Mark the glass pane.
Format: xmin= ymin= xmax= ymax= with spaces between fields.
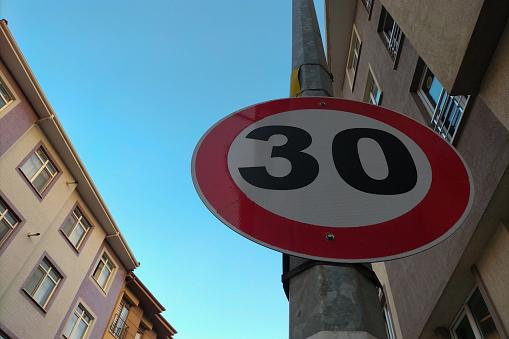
xmin=21 ymin=153 xmax=43 ymax=180
xmin=0 ymin=220 xmax=11 ymax=241
xmin=468 ymin=289 xmax=500 ymax=339
xmin=62 ymin=215 xmax=77 ymax=236
xmin=40 ymin=259 xmax=50 ymax=271
xmin=0 ymin=200 xmax=6 ymax=213
xmin=428 ymin=77 xmax=443 ymax=108
xmin=93 ymin=261 xmax=105 ymax=281
xmin=49 ymin=268 xmax=60 ymax=282
xmin=97 ymin=269 xmax=111 ymax=288
xmin=33 ymin=169 xmax=51 ymax=192
xmin=5 ymin=211 xmax=17 ymax=226
xmin=36 ymin=148 xmax=48 ymax=162
xmin=73 ymin=319 xmax=88 ymax=339
xmin=455 ymin=315 xmax=476 ymax=339
xmin=69 ymin=225 xmax=86 ymax=247
xmin=0 ymin=82 xmax=12 ymax=102
xmin=64 ymin=313 xmax=79 ymax=337
xmin=46 ymin=161 xmax=56 ymax=176
xmin=25 ymin=268 xmax=43 ymax=295
xmin=33 ymin=276 xmax=56 ymax=306
xmin=74 ymin=208 xmax=82 ymax=218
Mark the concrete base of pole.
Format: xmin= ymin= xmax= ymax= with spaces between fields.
xmin=289 ymin=257 xmax=387 ymax=339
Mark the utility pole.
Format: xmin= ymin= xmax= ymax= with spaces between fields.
xmin=285 ymin=1 xmax=388 ymax=338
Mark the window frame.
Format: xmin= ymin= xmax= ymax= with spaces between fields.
xmin=92 ymin=252 xmax=116 ymax=291
xmin=110 ymin=298 xmax=130 ymax=339
xmin=22 ymin=255 xmax=64 ymax=311
xmin=60 ymin=204 xmax=93 ymax=252
xmin=363 ymin=64 xmax=382 ymax=105
xmin=360 ymin=0 xmax=373 ymax=19
xmin=417 ymin=65 xmax=469 ymax=143
xmin=17 ymin=143 xmax=62 ymax=200
xmin=345 ymin=24 xmax=362 ymax=90
xmin=450 ymin=286 xmax=501 ymax=339
xmin=378 ymin=7 xmax=404 ymax=68
xmin=0 ymin=74 xmax=15 ymax=113
xmin=0 ymin=194 xmax=24 ymax=252
xmin=63 ymin=303 xmax=94 ymax=339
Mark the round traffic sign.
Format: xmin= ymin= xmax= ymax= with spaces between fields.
xmin=191 ymin=97 xmax=473 ymax=262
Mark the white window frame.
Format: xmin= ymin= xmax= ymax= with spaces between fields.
xmin=92 ymin=252 xmax=116 ymax=290
xmin=24 ymin=258 xmax=62 ymax=309
xmin=63 ymin=304 xmax=93 ymax=339
xmin=417 ymin=65 xmax=469 ymax=143
xmin=20 ymin=147 xmax=58 ymax=194
xmin=364 ymin=64 xmax=382 ymax=105
xmin=379 ymin=8 xmax=403 ymax=66
xmin=61 ymin=207 xmax=90 ymax=250
xmin=0 ymin=76 xmax=14 ymax=111
xmin=346 ymin=25 xmax=362 ymax=90
xmin=0 ymin=198 xmax=20 ymax=248
xmin=450 ymin=287 xmax=501 ymax=339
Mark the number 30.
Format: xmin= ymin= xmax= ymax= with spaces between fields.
xmin=238 ymin=125 xmax=417 ymax=195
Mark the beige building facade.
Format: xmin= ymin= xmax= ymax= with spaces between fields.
xmin=324 ymin=0 xmax=509 ymax=338
xmin=0 ymin=20 xmax=176 ymax=339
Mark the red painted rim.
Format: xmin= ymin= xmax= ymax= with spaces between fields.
xmin=192 ymin=97 xmax=473 ymax=262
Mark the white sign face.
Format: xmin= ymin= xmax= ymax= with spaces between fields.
xmin=228 ymin=109 xmax=432 ymax=227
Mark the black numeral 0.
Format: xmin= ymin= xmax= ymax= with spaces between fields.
xmin=332 ymin=128 xmax=417 ymax=195
xmin=238 ymin=126 xmax=319 ymax=190
xmin=238 ymin=126 xmax=417 ymax=195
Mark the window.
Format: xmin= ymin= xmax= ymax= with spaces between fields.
xmin=64 ymin=304 xmax=93 ymax=339
xmin=417 ymin=65 xmax=469 ymax=143
xmin=20 ymin=147 xmax=58 ymax=194
xmin=62 ymin=207 xmax=90 ymax=249
xmin=361 ymin=0 xmax=373 ymax=17
xmin=379 ymin=8 xmax=403 ymax=62
xmin=451 ymin=287 xmax=500 ymax=339
xmin=135 ymin=326 xmax=145 ymax=339
xmin=346 ymin=25 xmax=362 ymax=89
xmin=0 ymin=198 xmax=19 ymax=248
xmin=0 ymin=77 xmax=13 ymax=110
xmin=92 ymin=253 xmax=115 ymax=289
xmin=110 ymin=299 xmax=130 ymax=339
xmin=24 ymin=258 xmax=62 ymax=308
xmin=383 ymin=302 xmax=396 ymax=339
xmin=364 ymin=65 xmax=382 ymax=105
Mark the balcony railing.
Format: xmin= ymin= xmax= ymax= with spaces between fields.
xmin=431 ymin=89 xmax=470 ymax=143
xmin=109 ymin=313 xmax=129 ymax=339
xmin=386 ymin=22 xmax=402 ymax=60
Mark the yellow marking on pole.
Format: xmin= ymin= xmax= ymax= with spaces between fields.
xmin=290 ymin=67 xmax=301 ymax=97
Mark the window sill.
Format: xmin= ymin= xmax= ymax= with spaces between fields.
xmin=22 ymin=288 xmax=48 ymax=313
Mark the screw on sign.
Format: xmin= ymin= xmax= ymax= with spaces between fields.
xmin=191 ymin=97 xmax=473 ymax=262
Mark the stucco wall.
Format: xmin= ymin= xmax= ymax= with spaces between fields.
xmin=477 ymin=223 xmax=509 ymax=333
xmin=0 ymin=114 xmax=125 ymax=338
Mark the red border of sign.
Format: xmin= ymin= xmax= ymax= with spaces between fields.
xmin=192 ymin=97 xmax=473 ymax=262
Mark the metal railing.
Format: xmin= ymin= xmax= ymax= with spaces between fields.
xmin=109 ymin=313 xmax=130 ymax=339
xmin=387 ymin=22 xmax=402 ymax=59
xmin=431 ymin=88 xmax=469 ymax=143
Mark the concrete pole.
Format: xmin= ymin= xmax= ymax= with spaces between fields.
xmin=286 ymin=1 xmax=388 ymax=338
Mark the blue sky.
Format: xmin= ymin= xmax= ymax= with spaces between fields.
xmin=1 ymin=1 xmax=325 ymax=338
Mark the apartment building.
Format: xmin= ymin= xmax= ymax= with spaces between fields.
xmin=104 ymin=273 xmax=177 ymax=339
xmin=0 ymin=20 xmax=176 ymax=339
xmin=324 ymin=1 xmax=509 ymax=338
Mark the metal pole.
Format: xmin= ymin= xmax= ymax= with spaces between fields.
xmin=286 ymin=1 xmax=388 ymax=338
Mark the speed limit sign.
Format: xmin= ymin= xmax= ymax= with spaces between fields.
xmin=191 ymin=97 xmax=473 ymax=262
